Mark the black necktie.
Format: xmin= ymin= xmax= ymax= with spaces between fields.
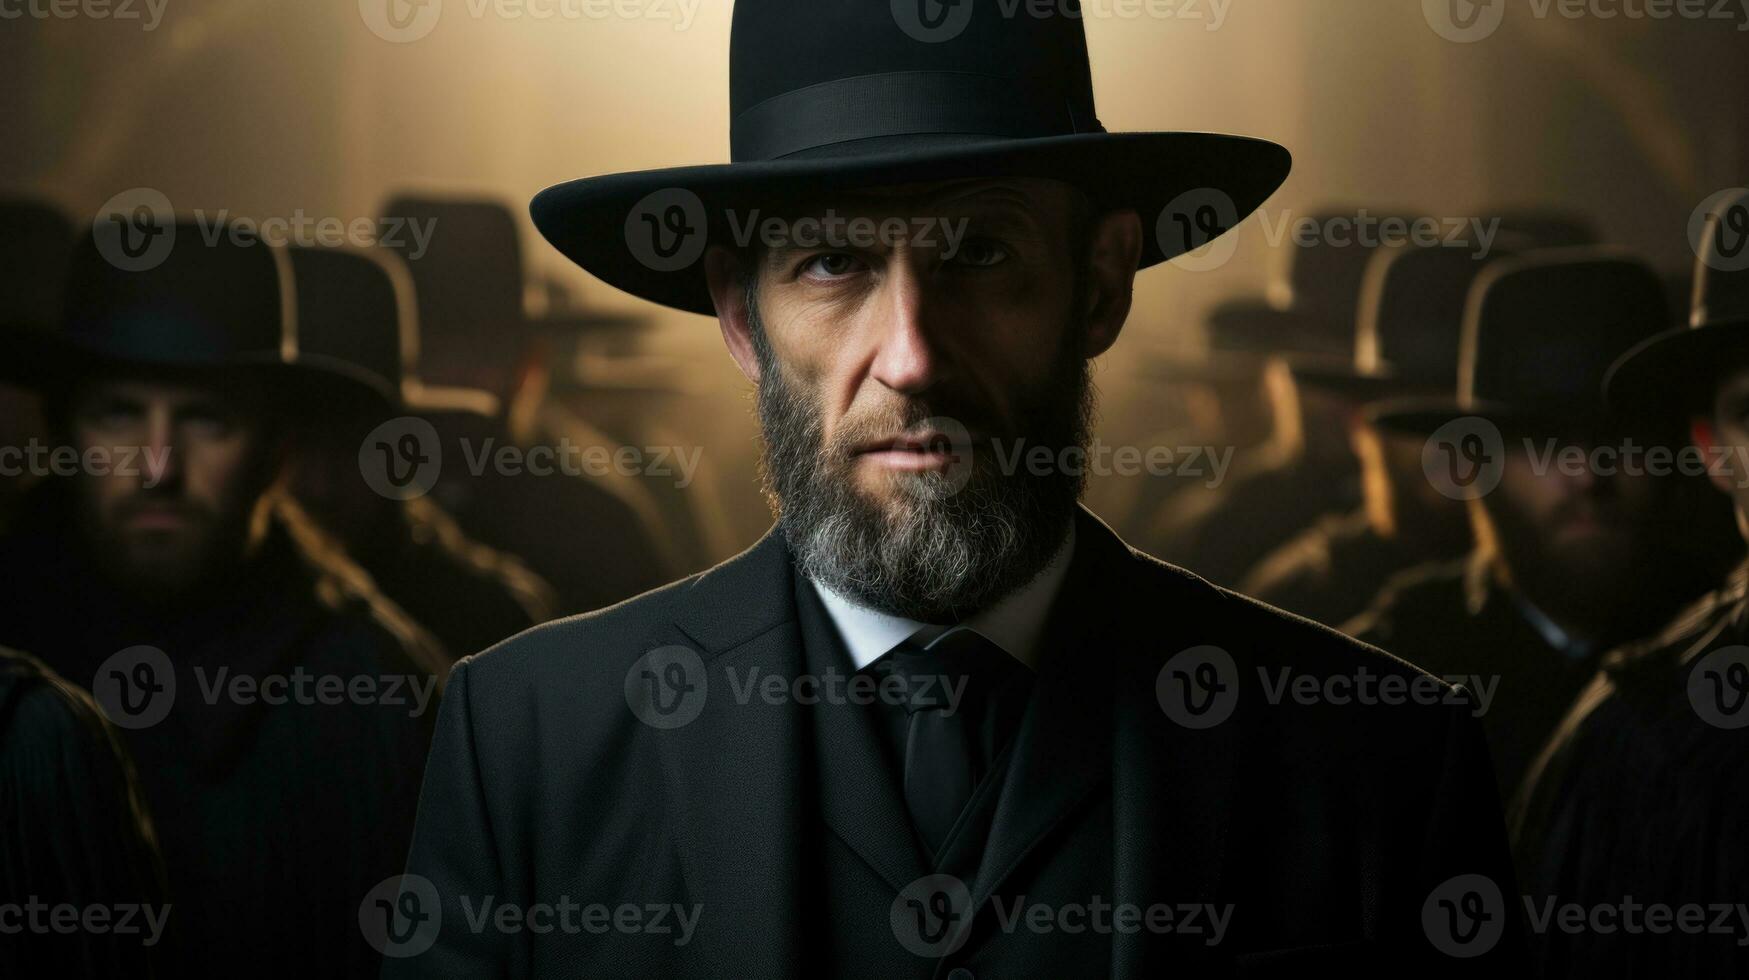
xmin=867 ymin=628 xmax=1033 ymax=857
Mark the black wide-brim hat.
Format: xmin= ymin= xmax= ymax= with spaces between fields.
xmin=1371 ymin=247 xmax=1673 ymax=438
xmin=1606 ymin=189 xmax=1749 ymax=421
xmin=2 ymin=217 xmax=392 ymax=418
xmin=530 ymin=0 xmax=1290 ymax=317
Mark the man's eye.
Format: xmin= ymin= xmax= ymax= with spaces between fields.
xmin=953 ymin=238 xmax=1009 ymax=267
xmin=182 ymin=412 xmax=236 ymax=438
xmin=801 ymin=253 xmax=862 ymax=278
xmin=85 ymin=406 xmax=138 ymax=430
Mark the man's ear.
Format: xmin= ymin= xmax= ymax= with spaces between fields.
xmin=1691 ymin=415 xmax=1736 ymax=494
xmin=1080 ymin=209 xmax=1144 ymax=359
xmin=704 ymin=244 xmax=761 ymax=384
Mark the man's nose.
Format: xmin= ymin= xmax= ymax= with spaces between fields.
xmin=143 ymin=408 xmax=181 ymax=488
xmin=867 ymin=263 xmax=949 ymax=396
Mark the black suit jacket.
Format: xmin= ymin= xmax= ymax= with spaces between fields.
xmin=385 ymin=508 xmax=1526 ymax=977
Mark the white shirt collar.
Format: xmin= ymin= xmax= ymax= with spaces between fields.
xmin=809 ymin=524 xmax=1077 ymax=671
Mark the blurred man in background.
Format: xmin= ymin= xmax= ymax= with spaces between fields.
xmin=1513 ymin=189 xmax=1749 ymax=979
xmin=378 ymin=196 xmax=677 ymax=609
xmin=0 ymin=221 xmax=440 ymax=977
xmin=279 ymin=244 xmax=557 ymax=659
xmin=1348 ymin=249 xmax=1740 ymax=798
xmin=1241 ymin=241 xmax=1510 ymax=625
xmin=0 ymin=198 xmax=74 ymax=530
xmin=1143 ymin=210 xmax=1412 ymax=587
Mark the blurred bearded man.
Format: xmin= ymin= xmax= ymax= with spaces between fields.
xmin=0 ymin=220 xmax=440 ymax=978
xmin=388 ymin=2 xmax=1526 ymax=975
xmin=1348 ymin=249 xmax=1739 ymax=800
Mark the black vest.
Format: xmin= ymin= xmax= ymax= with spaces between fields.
xmin=792 ymin=574 xmax=1116 ymax=979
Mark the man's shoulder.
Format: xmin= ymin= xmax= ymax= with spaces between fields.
xmin=1123 ymin=541 xmax=1452 ymax=688
xmin=458 ymin=567 xmax=709 ymax=687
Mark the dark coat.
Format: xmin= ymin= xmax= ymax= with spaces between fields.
xmin=1240 ymin=508 xmax=1431 ymax=628
xmin=388 ymin=507 xmax=1526 ymax=977
xmin=1145 ymin=452 xmax=1360 ymax=590
xmin=1512 ymin=562 xmax=1749 ymax=979
xmin=0 ymin=485 xmax=438 ymax=979
xmin=423 ymin=409 xmax=674 ymax=616
xmin=1346 ymin=555 xmax=1603 ymax=803
xmin=0 ymin=647 xmax=165 ymax=978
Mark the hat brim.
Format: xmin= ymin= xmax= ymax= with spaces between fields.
xmin=0 ymin=324 xmax=396 ymax=420
xmin=531 ymin=131 xmax=1291 ymax=316
xmin=1368 ymin=398 xmax=1638 ymax=443
xmin=1606 ymin=317 xmax=1749 ymax=420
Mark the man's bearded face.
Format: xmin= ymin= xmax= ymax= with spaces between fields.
xmin=745 ymin=178 xmax=1097 ymax=622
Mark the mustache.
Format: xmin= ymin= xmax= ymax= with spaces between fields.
xmin=112 ymin=493 xmax=211 ymax=526
xmin=825 ymin=400 xmax=1002 ymax=455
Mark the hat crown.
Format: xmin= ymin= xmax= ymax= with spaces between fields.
xmin=1461 ymin=249 xmax=1667 ymax=416
xmin=287 ymin=246 xmax=410 ymax=399
xmin=0 ymin=199 xmax=74 ymax=331
xmin=1359 ymin=244 xmax=1504 ymax=386
xmin=61 ymin=218 xmax=292 ymax=367
xmin=728 ymin=0 xmax=1103 ymax=161
xmin=1693 ymin=189 xmax=1749 ymax=327
xmin=380 ymin=196 xmax=525 ymax=343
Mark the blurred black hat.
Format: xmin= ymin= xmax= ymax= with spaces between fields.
xmin=1148 ymin=207 xmax=1419 ymax=384
xmin=378 ymin=194 xmax=647 ymax=345
xmin=1607 ymin=189 xmax=1749 ymax=421
xmin=2 ymin=215 xmax=374 ymax=409
xmin=0 ymin=198 xmax=75 ymax=335
xmin=1295 ymin=242 xmax=1517 ymax=403
xmin=1376 ymin=247 xmax=1670 ymax=436
xmin=284 ymin=245 xmax=416 ymax=414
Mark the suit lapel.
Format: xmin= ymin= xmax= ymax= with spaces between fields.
xmin=1104 ymin=522 xmax=1243 ymax=978
xmin=967 ymin=508 xmax=1118 ymax=909
xmin=655 ymin=528 xmax=807 ymax=980
xmin=793 ymin=572 xmax=932 ymax=892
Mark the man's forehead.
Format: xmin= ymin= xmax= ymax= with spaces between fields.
xmin=74 ymin=372 xmax=256 ymax=407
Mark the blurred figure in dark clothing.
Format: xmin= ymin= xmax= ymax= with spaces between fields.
xmin=1244 ymin=213 xmax=1601 ymax=624
xmin=1 ymin=647 xmax=166 ymax=978
xmin=0 ymin=219 xmax=439 ymax=978
xmin=279 ymin=244 xmax=557 ymax=659
xmin=0 ymin=198 xmax=74 ymax=530
xmin=1349 ymin=249 xmax=1739 ymax=800
xmin=1513 ymin=191 xmax=1749 ymax=979
xmin=1241 ymin=242 xmax=1512 ymax=624
xmin=378 ymin=195 xmax=676 ymax=611
xmin=1144 ymin=210 xmax=1418 ymax=586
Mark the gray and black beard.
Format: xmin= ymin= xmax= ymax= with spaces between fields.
xmin=752 ymin=306 xmax=1095 ymax=624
